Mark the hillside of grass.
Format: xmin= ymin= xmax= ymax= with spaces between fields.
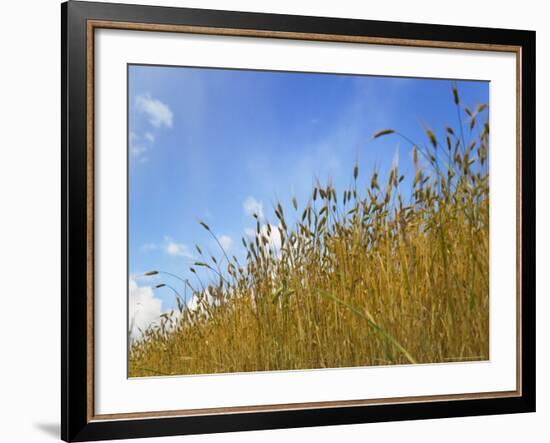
xmin=129 ymin=85 xmax=489 ymax=377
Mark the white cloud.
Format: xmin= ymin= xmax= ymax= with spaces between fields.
xmin=129 ymin=130 xmax=157 ymax=163
xmin=243 ymin=196 xmax=264 ymax=219
xmin=129 ymin=131 xmax=148 ymax=160
xmin=141 ymin=242 xmax=157 ymax=251
xmin=164 ymin=236 xmax=193 ymax=258
xmin=128 ymin=280 xmax=185 ymax=340
xmin=135 ymin=93 xmax=173 ymax=128
xmin=261 ymin=224 xmax=282 ymax=251
xmin=244 ymin=224 xmax=281 ymax=252
xmin=187 ymin=295 xmax=198 ymax=312
xmin=218 ymin=234 xmax=233 ymax=252
xmin=186 ymin=289 xmax=215 ymax=317
xmin=140 ymin=237 xmax=194 ymax=259
xmin=144 ymin=131 xmax=155 ymax=143
xmin=128 ymin=279 xmax=162 ymax=339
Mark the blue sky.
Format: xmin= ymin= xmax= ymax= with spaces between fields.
xmin=128 ymin=64 xmax=488 ymax=315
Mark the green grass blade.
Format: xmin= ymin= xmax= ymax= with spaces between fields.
xmin=319 ymin=290 xmax=417 ymax=365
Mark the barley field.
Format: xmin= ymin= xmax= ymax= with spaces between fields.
xmin=129 ymin=85 xmax=489 ymax=377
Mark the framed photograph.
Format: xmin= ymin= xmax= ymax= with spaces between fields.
xmin=62 ymin=1 xmax=536 ymax=441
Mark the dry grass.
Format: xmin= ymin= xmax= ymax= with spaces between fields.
xmin=129 ymin=85 xmax=489 ymax=377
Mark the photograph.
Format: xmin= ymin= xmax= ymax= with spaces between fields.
xmin=57 ymin=1 xmax=537 ymax=440
xmin=127 ymin=65 xmax=490 ymax=377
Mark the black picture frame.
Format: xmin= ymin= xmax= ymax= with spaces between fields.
xmin=62 ymin=1 xmax=536 ymax=441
